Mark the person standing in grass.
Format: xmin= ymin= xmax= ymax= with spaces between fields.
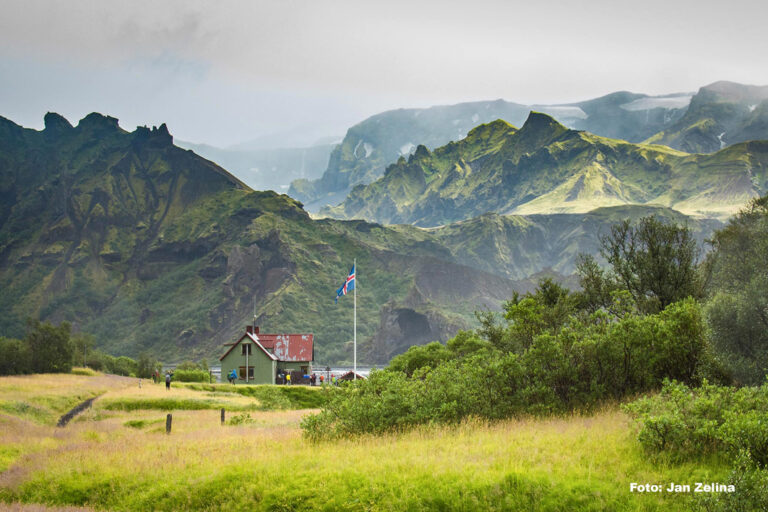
xmin=165 ymin=372 xmax=171 ymax=390
xmin=319 ymin=374 xmax=324 ymax=386
xmin=286 ymin=373 xmax=291 ymax=385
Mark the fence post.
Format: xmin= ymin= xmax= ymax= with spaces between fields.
xmin=221 ymin=408 xmax=225 ymax=425
xmin=166 ymin=413 xmax=172 ymax=434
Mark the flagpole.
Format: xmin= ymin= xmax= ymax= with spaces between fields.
xmin=353 ymin=258 xmax=357 ymax=380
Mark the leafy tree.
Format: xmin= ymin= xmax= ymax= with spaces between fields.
xmin=574 ymin=254 xmax=615 ymax=313
xmin=0 ymin=337 xmax=31 ymax=375
xmin=581 ymin=215 xmax=701 ymax=314
xmin=703 ymin=196 xmax=768 ymax=384
xmin=387 ymin=341 xmax=451 ymax=377
xmin=136 ymin=352 xmax=158 ymax=379
xmin=25 ymin=319 xmax=73 ymax=373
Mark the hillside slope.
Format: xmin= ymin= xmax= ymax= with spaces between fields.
xmin=0 ymin=113 xmax=532 ymax=364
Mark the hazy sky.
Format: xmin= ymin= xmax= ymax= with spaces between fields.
xmin=2 ymin=0 xmax=767 ymax=147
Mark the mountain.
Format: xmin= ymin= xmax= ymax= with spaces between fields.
xmin=288 ymin=92 xmax=692 ymax=210
xmin=0 ymin=112 xmax=550 ymax=364
xmin=322 ymin=113 xmax=768 ymax=226
xmin=644 ymin=81 xmax=768 ymax=153
xmin=0 ymin=112 xmax=728 ymax=365
xmin=176 ymin=139 xmax=335 ymax=193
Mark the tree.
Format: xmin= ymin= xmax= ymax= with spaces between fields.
xmin=0 ymin=337 xmax=31 ymax=375
xmin=71 ymin=332 xmax=94 ymax=367
xmin=599 ymin=215 xmax=701 ymax=314
xmin=136 ymin=352 xmax=158 ymax=379
xmin=25 ymin=319 xmax=73 ymax=373
xmin=703 ymin=196 xmax=768 ymax=384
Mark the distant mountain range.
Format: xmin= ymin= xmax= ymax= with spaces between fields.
xmin=290 ymin=81 xmax=768 ymax=211
xmin=0 ymin=111 xmax=725 ymax=364
xmin=321 ymin=112 xmax=768 ymax=226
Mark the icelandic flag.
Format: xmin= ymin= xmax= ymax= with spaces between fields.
xmin=335 ymin=264 xmax=355 ymax=303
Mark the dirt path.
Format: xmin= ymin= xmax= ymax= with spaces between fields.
xmin=55 ymin=397 xmax=98 ymax=427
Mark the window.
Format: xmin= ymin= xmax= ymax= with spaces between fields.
xmin=241 ymin=343 xmax=252 ymax=355
xmin=238 ymin=366 xmax=254 ymax=379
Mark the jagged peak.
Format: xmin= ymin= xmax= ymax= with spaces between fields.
xmin=43 ymin=112 xmax=73 ymax=132
xmin=133 ymin=123 xmax=173 ymax=146
xmin=77 ymin=112 xmax=120 ymax=131
xmin=408 ymin=144 xmax=431 ymax=164
xmin=466 ymin=119 xmax=515 ymax=138
xmin=520 ymin=111 xmax=568 ymax=133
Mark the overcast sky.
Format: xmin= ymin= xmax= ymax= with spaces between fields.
xmin=1 ymin=0 xmax=767 ymax=147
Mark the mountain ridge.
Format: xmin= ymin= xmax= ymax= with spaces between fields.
xmin=321 ymin=111 xmax=768 ymax=227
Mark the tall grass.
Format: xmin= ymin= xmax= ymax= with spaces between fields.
xmin=0 ymin=407 xmax=728 ymax=511
xmin=0 ymin=375 xmax=731 ymax=511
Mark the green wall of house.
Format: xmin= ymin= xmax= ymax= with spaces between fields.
xmin=220 ymin=341 xmax=276 ymax=385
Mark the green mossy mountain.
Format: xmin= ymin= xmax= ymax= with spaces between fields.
xmin=0 ymin=113 xmax=725 ymax=365
xmin=644 ymin=81 xmax=768 ymax=153
xmin=0 ymin=112 xmax=547 ymax=364
xmin=323 ymin=112 xmax=768 ymax=226
xmin=288 ymin=92 xmax=693 ymax=210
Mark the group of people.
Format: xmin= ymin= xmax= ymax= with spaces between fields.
xmin=151 ymin=370 xmax=174 ymax=390
xmin=309 ymin=373 xmax=339 ymax=386
xmin=222 ymin=370 xmax=343 ymax=386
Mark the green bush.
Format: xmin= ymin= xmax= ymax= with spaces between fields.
xmin=71 ymin=367 xmax=98 ymax=376
xmin=0 ymin=337 xmax=31 ymax=375
xmin=304 ymin=297 xmax=719 ymax=441
xmin=624 ymin=380 xmax=768 ymax=465
xmin=172 ymin=369 xmax=211 ymax=383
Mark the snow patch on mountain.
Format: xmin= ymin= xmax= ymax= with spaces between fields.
xmin=620 ymin=95 xmax=693 ymax=111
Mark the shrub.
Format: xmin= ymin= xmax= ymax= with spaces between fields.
xmin=173 ymin=369 xmax=211 ymax=383
xmin=71 ymin=367 xmax=98 ymax=376
xmin=624 ymin=380 xmax=768 ymax=466
xmin=304 ymin=298 xmax=717 ymax=440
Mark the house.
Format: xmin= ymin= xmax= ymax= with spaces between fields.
xmin=219 ymin=325 xmax=314 ymax=385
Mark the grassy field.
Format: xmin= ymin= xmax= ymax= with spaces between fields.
xmin=0 ymin=373 xmax=729 ymax=511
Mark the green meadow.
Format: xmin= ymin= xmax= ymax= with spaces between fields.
xmin=0 ymin=372 xmax=729 ymax=511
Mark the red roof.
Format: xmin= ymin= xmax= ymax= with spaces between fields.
xmin=257 ymin=334 xmax=314 ymax=362
xmin=220 ymin=330 xmax=313 ymax=362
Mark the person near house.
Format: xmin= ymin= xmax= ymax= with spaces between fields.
xmin=310 ymin=373 xmax=317 ymax=386
xmin=319 ymin=374 xmax=324 ymax=386
xmin=286 ymin=373 xmax=291 ymax=385
xmin=165 ymin=372 xmax=171 ymax=390
xmin=228 ymin=369 xmax=237 ymax=384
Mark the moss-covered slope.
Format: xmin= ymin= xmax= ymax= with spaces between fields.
xmin=323 ymin=112 xmax=768 ymax=226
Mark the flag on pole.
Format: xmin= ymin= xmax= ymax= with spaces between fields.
xmin=335 ymin=264 xmax=355 ymax=303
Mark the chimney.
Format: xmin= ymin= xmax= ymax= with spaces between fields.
xmin=246 ymin=325 xmax=253 ymax=335
xmin=254 ymin=325 xmax=259 ymax=334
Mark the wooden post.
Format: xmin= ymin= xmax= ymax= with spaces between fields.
xmin=221 ymin=408 xmax=225 ymax=425
xmin=166 ymin=413 xmax=172 ymax=434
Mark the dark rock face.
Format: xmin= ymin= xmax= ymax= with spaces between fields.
xmin=365 ymin=304 xmax=463 ymax=364
xmin=43 ymin=112 xmax=74 ymax=134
